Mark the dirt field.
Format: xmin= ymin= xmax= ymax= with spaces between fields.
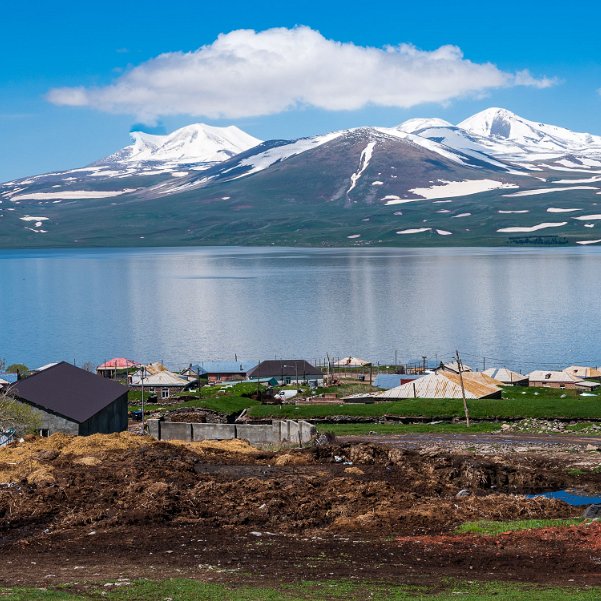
xmin=0 ymin=432 xmax=600 ymax=588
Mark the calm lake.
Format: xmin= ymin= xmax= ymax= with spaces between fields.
xmin=1 ymin=246 xmax=600 ymax=371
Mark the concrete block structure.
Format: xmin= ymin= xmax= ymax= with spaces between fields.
xmin=148 ymin=419 xmax=315 ymax=445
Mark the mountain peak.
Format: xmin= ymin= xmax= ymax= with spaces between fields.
xmin=112 ymin=123 xmax=262 ymax=164
xmin=458 ymin=107 xmax=600 ymax=152
xmin=457 ymin=107 xmax=524 ymax=139
xmin=397 ymin=117 xmax=453 ymax=134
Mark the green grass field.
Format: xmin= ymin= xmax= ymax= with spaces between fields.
xmin=455 ymin=518 xmax=586 ymax=536
xmin=129 ymin=382 xmax=264 ymax=415
xmin=319 ymin=422 xmax=502 ymax=435
xmin=2 ymin=579 xmax=601 ymax=601
xmin=248 ymin=387 xmax=601 ymax=420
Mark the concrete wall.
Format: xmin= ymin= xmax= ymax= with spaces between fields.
xmin=235 ymin=424 xmax=274 ymax=444
xmin=192 ymin=423 xmax=236 ymax=441
xmin=19 ymin=401 xmax=79 ymax=435
xmin=148 ymin=419 xmax=316 ymax=445
xmin=159 ymin=422 xmax=192 ymax=441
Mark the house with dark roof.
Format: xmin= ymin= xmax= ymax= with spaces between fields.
xmin=188 ymin=361 xmax=258 ymax=384
xmin=8 ymin=362 xmax=128 ymax=436
xmin=247 ymin=360 xmax=323 ymax=385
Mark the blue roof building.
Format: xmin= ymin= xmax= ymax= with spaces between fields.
xmin=190 ymin=361 xmax=258 ymax=382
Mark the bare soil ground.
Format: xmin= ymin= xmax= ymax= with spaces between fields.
xmin=0 ymin=433 xmax=600 ymax=587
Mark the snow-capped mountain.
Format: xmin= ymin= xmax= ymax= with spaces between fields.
xmin=397 ymin=118 xmax=453 ymax=134
xmin=3 ymin=108 xmax=601 ymax=249
xmin=458 ymin=108 xmax=601 ymax=163
xmin=103 ymin=123 xmax=262 ymax=165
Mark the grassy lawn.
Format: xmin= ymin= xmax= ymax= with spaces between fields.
xmin=2 ymin=579 xmax=600 ymax=600
xmin=319 ymin=422 xmax=502 ymax=436
xmin=248 ymin=387 xmax=601 ymax=420
xmin=314 ymin=383 xmax=380 ymax=396
xmin=129 ymin=382 xmax=264 ymax=415
xmin=130 ymin=395 xmax=259 ymax=415
xmin=455 ymin=518 xmax=586 ymax=536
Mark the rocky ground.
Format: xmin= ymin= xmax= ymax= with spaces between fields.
xmin=0 ymin=432 xmax=599 ymax=587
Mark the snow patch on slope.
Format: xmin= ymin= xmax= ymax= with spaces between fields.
xmin=503 ymin=186 xmax=598 ymax=197
xmin=409 ymin=179 xmax=516 ymax=200
xmin=232 ymin=132 xmax=343 ymax=178
xmin=347 ymin=142 xmax=376 ymax=195
xmin=497 ymin=222 xmax=567 ymax=233
xmin=11 ymin=190 xmax=135 ymax=201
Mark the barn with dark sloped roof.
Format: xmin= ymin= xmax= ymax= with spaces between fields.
xmin=8 ymin=361 xmax=128 ymax=436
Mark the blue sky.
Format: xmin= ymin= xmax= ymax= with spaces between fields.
xmin=1 ymin=0 xmax=601 ymax=181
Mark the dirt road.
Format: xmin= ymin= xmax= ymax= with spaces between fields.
xmin=340 ymin=432 xmax=601 ymax=449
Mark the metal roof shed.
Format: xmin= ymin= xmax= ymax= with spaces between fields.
xmin=9 ymin=362 xmax=128 ymax=436
xmin=376 ymin=372 xmax=502 ymax=400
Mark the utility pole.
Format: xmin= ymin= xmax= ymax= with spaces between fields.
xmin=141 ymin=366 xmax=146 ymax=433
xmin=422 ymin=356 xmax=427 ymax=373
xmin=456 ymin=350 xmax=470 ymax=428
xmin=483 ymin=356 xmax=486 ymax=371
xmin=394 ymin=350 xmax=398 ymax=369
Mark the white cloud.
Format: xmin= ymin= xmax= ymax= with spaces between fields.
xmin=47 ymin=26 xmax=556 ymax=121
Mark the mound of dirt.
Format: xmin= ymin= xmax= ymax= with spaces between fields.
xmin=0 ymin=435 xmax=589 ymax=544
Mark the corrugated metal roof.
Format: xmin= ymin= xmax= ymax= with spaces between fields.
xmin=564 ymin=366 xmax=601 ymax=379
xmin=97 ymin=358 xmax=140 ymax=370
xmin=131 ymin=370 xmax=188 ymax=387
xmin=191 ymin=361 xmax=257 ymax=374
xmin=333 ymin=356 xmax=371 ymax=367
xmin=528 ymin=370 xmax=582 ymax=384
xmin=436 ymin=361 xmax=473 ymax=374
xmin=483 ymin=368 xmax=528 ymax=384
xmin=35 ymin=362 xmax=59 ymax=372
xmin=376 ymin=372 xmax=501 ymax=400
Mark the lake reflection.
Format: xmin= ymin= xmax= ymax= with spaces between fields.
xmin=1 ymin=246 xmax=600 ymax=370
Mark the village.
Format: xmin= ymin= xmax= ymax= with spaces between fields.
xmin=1 ymin=354 xmax=601 ymax=598
xmin=1 ymin=354 xmax=601 ymax=441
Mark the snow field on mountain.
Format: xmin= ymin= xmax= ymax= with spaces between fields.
xmin=347 ymin=142 xmax=376 ymax=195
xmin=395 ymin=227 xmax=453 ymax=236
xmin=408 ymin=179 xmax=517 ymax=200
xmin=573 ymin=214 xmax=601 ymax=220
xmin=497 ymin=222 xmax=568 ymax=233
xmin=504 ymin=186 xmax=599 ymax=197
xmin=232 ymin=132 xmax=343 ymax=178
xmin=11 ymin=190 xmax=135 ymax=201
xmin=396 ymin=228 xmax=431 ymax=234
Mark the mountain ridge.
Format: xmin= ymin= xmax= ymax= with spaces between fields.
xmin=2 ymin=107 xmax=601 ymax=248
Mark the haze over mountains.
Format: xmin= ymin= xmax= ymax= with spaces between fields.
xmin=2 ymin=107 xmax=601 ymax=248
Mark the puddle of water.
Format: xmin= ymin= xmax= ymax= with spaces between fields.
xmin=528 ymin=490 xmax=601 ymax=506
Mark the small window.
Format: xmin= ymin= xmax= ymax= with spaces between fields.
xmin=161 ymin=388 xmax=170 ymax=399
xmin=39 ymin=429 xmax=49 ymax=437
